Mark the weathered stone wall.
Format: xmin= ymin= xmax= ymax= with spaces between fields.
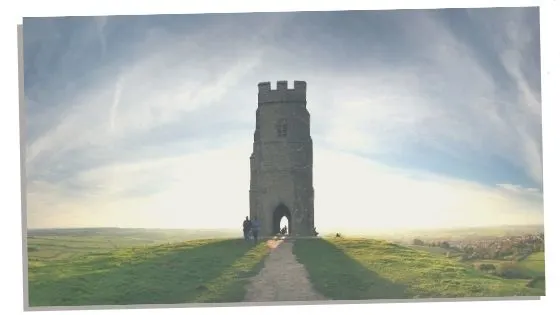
xmin=249 ymin=80 xmax=314 ymax=236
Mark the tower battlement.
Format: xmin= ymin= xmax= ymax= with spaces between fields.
xmin=258 ymin=80 xmax=307 ymax=105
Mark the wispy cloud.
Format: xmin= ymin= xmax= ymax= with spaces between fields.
xmin=23 ymin=8 xmax=543 ymax=230
xmin=26 ymin=146 xmax=543 ymax=230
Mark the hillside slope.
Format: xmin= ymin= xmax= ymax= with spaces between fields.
xmin=28 ymin=238 xmax=269 ymax=307
xmin=293 ymin=238 xmax=544 ymax=300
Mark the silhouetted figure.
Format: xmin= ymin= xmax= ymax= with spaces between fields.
xmin=251 ymin=217 xmax=260 ymax=244
xmin=335 ymin=233 xmax=341 ymax=238
xmin=242 ymin=216 xmax=252 ymax=242
xmin=313 ymin=227 xmax=319 ymax=237
xmin=281 ymin=226 xmax=287 ymax=235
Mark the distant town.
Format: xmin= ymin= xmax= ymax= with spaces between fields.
xmin=411 ymin=232 xmax=544 ymax=262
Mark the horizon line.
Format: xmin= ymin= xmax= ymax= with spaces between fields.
xmin=26 ymin=223 xmax=545 ymax=231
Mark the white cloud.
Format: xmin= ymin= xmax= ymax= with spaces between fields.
xmin=25 ymin=18 xmax=275 ymax=177
xmin=26 ymin=145 xmax=543 ymax=230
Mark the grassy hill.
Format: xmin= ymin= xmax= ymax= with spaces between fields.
xmin=513 ymin=252 xmax=545 ymax=290
xmin=404 ymin=242 xmax=545 ymax=291
xmin=28 ymin=237 xmax=269 ymax=307
xmin=293 ymin=238 xmax=545 ymax=300
xmin=27 ymin=230 xmax=545 ymax=307
xmin=26 ymin=227 xmax=241 ymax=262
xmin=406 ymin=244 xmax=463 ymax=258
xmin=518 ymin=252 xmax=545 ymax=275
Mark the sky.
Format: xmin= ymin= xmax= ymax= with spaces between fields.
xmin=22 ymin=7 xmax=543 ymax=232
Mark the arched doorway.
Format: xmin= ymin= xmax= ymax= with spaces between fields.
xmin=273 ymin=204 xmax=291 ymax=235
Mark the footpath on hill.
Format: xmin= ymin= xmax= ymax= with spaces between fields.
xmin=243 ymin=237 xmax=326 ymax=302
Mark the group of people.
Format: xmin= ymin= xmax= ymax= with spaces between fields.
xmin=242 ymin=216 xmax=260 ymax=244
xmin=242 ymin=216 xmax=319 ymax=241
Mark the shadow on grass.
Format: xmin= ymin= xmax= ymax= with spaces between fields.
xmin=28 ymin=239 xmax=268 ymax=307
xmin=293 ymin=238 xmax=410 ymax=300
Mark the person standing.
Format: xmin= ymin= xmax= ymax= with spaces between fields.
xmin=242 ymin=216 xmax=251 ymax=242
xmin=251 ymin=217 xmax=260 ymax=244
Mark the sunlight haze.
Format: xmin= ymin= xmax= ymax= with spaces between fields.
xmin=23 ymin=8 xmax=543 ymax=232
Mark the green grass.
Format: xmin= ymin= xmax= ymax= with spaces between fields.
xmin=518 ymin=252 xmax=545 ymax=275
xmin=28 ymin=237 xmax=269 ymax=307
xmin=467 ymin=252 xmax=545 ymax=281
xmin=515 ymin=252 xmax=546 ymax=290
xmin=293 ymin=238 xmax=545 ymax=300
xmin=407 ymin=245 xmax=462 ymax=257
xmin=28 ymin=230 xmax=546 ymax=306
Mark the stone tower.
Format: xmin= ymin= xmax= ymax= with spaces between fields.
xmin=249 ymin=80 xmax=315 ymax=237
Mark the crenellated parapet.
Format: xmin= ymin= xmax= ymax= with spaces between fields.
xmin=258 ymin=80 xmax=307 ymax=105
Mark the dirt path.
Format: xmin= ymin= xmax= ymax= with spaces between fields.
xmin=244 ymin=238 xmax=326 ymax=302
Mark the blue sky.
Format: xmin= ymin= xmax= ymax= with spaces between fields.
xmin=22 ymin=7 xmax=543 ymax=231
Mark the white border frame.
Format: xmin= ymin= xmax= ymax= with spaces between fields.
xmin=1 ymin=1 xmax=558 ymax=314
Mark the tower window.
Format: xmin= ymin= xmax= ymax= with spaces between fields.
xmin=276 ymin=119 xmax=288 ymax=137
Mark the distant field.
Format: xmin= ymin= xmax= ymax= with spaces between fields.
xmin=293 ymin=238 xmax=544 ymax=300
xmin=329 ymin=225 xmax=544 ymax=244
xmin=351 ymin=224 xmax=543 ymax=239
xmin=27 ymin=228 xmax=241 ymax=262
xmin=518 ymin=252 xmax=545 ymax=274
xmin=406 ymin=245 xmax=462 ymax=257
xmin=27 ymin=232 xmax=268 ymax=307
xmin=408 ymin=244 xmax=545 ymax=291
xmin=467 ymin=252 xmax=545 ymax=279
xmin=410 ymin=225 xmax=544 ymax=240
xmin=27 ymin=228 xmax=239 ymax=263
